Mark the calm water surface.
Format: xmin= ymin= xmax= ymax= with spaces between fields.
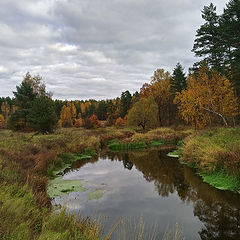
xmin=52 ymin=149 xmax=240 ymax=240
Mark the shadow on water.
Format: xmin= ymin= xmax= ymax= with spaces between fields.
xmin=58 ymin=149 xmax=240 ymax=240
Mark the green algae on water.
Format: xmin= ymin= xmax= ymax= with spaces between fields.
xmin=87 ymin=189 xmax=105 ymax=200
xmin=47 ymin=177 xmax=87 ymax=198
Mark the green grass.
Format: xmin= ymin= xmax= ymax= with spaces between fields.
xmin=199 ymin=169 xmax=240 ymax=193
xmin=107 ymin=141 xmax=147 ymax=151
xmin=149 ymin=139 xmax=165 ymax=147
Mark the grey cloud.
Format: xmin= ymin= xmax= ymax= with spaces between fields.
xmin=0 ymin=0 xmax=228 ymax=100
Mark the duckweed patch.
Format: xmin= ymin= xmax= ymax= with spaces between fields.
xmin=47 ymin=177 xmax=87 ymax=198
xmin=87 ymin=189 xmax=105 ymax=200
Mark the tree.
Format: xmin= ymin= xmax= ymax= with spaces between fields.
xmin=120 ymin=90 xmax=132 ymax=118
xmin=12 ymin=81 xmax=37 ymax=130
xmin=1 ymin=101 xmax=11 ymax=119
xmin=175 ymin=64 xmax=238 ymax=128
xmin=140 ymin=83 xmax=151 ymax=99
xmin=115 ymin=117 xmax=126 ymax=128
xmin=60 ymin=105 xmax=73 ymax=127
xmin=23 ymin=72 xmax=52 ymax=97
xmin=74 ymin=118 xmax=84 ymax=128
xmin=220 ymin=0 xmax=240 ymax=97
xmin=127 ymin=96 xmax=159 ymax=130
xmin=170 ymin=63 xmax=187 ymax=94
xmin=0 ymin=114 xmax=5 ymax=128
xmin=192 ymin=3 xmax=225 ymax=73
xmin=27 ymin=96 xmax=57 ymax=133
xmin=150 ymin=69 xmax=176 ymax=126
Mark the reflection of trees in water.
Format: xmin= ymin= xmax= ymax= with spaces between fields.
xmin=103 ymin=149 xmax=240 ymax=240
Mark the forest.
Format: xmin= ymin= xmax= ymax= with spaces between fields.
xmin=1 ymin=0 xmax=240 ymax=240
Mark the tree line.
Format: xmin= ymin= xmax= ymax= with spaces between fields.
xmin=0 ymin=0 xmax=239 ymax=132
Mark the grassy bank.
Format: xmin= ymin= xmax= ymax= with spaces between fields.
xmin=107 ymin=127 xmax=189 ymax=151
xmin=0 ymin=127 xmax=187 ymax=239
xmin=180 ymin=127 xmax=240 ymax=192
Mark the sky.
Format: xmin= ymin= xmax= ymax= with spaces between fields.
xmin=0 ymin=0 xmax=228 ymax=100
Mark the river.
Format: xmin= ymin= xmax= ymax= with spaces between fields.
xmin=51 ymin=149 xmax=240 ymax=240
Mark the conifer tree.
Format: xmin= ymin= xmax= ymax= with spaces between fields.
xmin=192 ymin=3 xmax=225 ymax=73
xmin=27 ymin=96 xmax=57 ymax=133
xmin=170 ymin=63 xmax=187 ymax=94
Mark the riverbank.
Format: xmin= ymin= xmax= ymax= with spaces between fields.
xmin=180 ymin=127 xmax=240 ymax=193
xmin=0 ymin=127 xmax=187 ymax=240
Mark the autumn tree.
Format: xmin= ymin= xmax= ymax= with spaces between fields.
xmin=60 ymin=105 xmax=73 ymax=127
xmin=150 ymin=69 xmax=176 ymax=126
xmin=115 ymin=117 xmax=126 ymax=128
xmin=0 ymin=114 xmax=5 ymax=128
xmin=74 ymin=118 xmax=84 ymax=128
xmin=23 ymin=72 xmax=52 ymax=97
xmin=175 ymin=64 xmax=238 ymax=128
xmin=1 ymin=101 xmax=11 ymax=119
xmin=140 ymin=83 xmax=151 ymax=99
xmin=127 ymin=96 xmax=159 ymax=130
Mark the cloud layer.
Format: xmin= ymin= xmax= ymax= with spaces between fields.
xmin=0 ymin=0 xmax=227 ymax=100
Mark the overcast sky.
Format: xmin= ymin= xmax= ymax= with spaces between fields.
xmin=0 ymin=0 xmax=227 ymax=100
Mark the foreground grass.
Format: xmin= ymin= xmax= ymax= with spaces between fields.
xmin=0 ymin=127 xmax=187 ymax=239
xmin=181 ymin=127 xmax=240 ymax=192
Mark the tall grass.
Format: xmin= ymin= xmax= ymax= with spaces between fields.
xmin=181 ymin=127 xmax=240 ymax=192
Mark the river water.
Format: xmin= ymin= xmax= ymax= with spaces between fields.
xmin=52 ymin=149 xmax=240 ymax=240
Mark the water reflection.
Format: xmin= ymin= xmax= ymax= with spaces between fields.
xmin=99 ymin=149 xmax=240 ymax=240
xmin=61 ymin=149 xmax=240 ymax=240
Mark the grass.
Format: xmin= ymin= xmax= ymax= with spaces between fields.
xmin=107 ymin=141 xmax=147 ymax=151
xmin=181 ymin=127 xmax=240 ymax=192
xmin=199 ymin=169 xmax=240 ymax=193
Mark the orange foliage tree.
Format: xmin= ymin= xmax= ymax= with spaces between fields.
xmin=74 ymin=118 xmax=84 ymax=128
xmin=115 ymin=117 xmax=126 ymax=128
xmin=174 ymin=64 xmax=238 ymax=128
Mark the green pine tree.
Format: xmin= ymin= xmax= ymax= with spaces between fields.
xmin=12 ymin=81 xmax=37 ymax=130
xmin=220 ymin=0 xmax=240 ymax=97
xmin=27 ymin=96 xmax=57 ymax=133
xmin=170 ymin=63 xmax=187 ymax=94
xmin=192 ymin=3 xmax=225 ymax=73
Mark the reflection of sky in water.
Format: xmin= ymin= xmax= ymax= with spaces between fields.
xmin=52 ymin=150 xmax=240 ymax=240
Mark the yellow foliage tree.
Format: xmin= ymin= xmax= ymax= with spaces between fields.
xmin=60 ymin=105 xmax=73 ymax=127
xmin=74 ymin=118 xmax=84 ymax=128
xmin=0 ymin=114 xmax=5 ymax=128
xmin=175 ymin=65 xmax=238 ymax=128
xmin=150 ymin=69 xmax=176 ymax=126
xmin=128 ymin=96 xmax=159 ymax=130
xmin=1 ymin=101 xmax=10 ymax=119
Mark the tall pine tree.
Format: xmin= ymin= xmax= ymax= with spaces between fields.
xmin=220 ymin=0 xmax=240 ymax=97
xmin=192 ymin=3 xmax=225 ymax=73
